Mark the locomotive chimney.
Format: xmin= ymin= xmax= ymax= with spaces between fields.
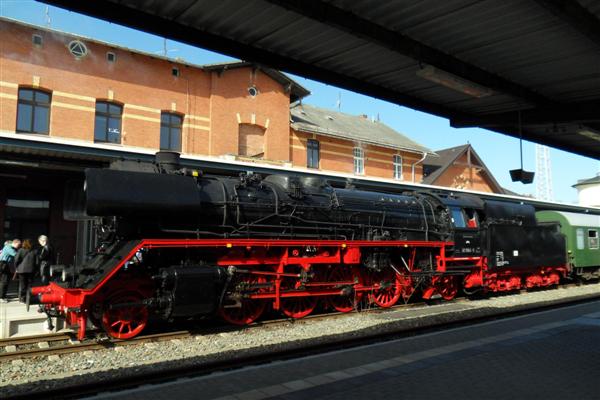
xmin=155 ymin=151 xmax=181 ymax=174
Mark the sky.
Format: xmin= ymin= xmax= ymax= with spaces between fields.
xmin=1 ymin=1 xmax=598 ymax=204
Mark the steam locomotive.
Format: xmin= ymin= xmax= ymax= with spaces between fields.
xmin=31 ymin=152 xmax=569 ymax=340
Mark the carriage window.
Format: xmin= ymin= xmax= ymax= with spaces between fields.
xmin=589 ymin=230 xmax=599 ymax=250
xmin=450 ymin=207 xmax=466 ymax=228
xmin=576 ymin=229 xmax=584 ymax=250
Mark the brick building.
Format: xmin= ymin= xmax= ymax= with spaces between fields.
xmin=0 ymin=18 xmax=308 ymax=261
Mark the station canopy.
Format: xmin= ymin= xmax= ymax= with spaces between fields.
xmin=42 ymin=0 xmax=600 ymax=160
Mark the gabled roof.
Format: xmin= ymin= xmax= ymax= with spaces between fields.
xmin=573 ymin=174 xmax=600 ymax=188
xmin=202 ymin=61 xmax=310 ymax=102
xmin=290 ymin=103 xmax=432 ymax=155
xmin=2 ymin=17 xmax=309 ymax=103
xmin=422 ymin=144 xmax=503 ymax=193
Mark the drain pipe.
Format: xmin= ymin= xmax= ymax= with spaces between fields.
xmin=411 ymin=151 xmax=428 ymax=183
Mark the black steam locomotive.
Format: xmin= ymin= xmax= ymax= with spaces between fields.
xmin=31 ymin=152 xmax=568 ymax=340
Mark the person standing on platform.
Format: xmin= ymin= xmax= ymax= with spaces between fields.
xmin=37 ymin=235 xmax=54 ymax=284
xmin=0 ymin=239 xmax=20 ymax=303
xmin=14 ymin=239 xmax=36 ymax=303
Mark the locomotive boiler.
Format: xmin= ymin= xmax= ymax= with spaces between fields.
xmin=30 ymin=152 xmax=569 ymax=340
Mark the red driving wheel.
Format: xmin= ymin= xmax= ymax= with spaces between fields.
xmin=219 ymin=273 xmax=267 ymax=325
xmin=325 ymin=267 xmax=360 ymax=313
xmin=279 ymin=266 xmax=318 ymax=319
xmin=101 ymin=293 xmax=148 ymax=339
xmin=367 ymin=268 xmax=402 ymax=308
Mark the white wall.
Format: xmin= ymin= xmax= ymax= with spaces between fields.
xmin=577 ymin=184 xmax=600 ymax=207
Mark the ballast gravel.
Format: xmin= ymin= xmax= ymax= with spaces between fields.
xmin=2 ymin=283 xmax=600 ymax=398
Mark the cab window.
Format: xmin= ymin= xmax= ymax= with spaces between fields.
xmin=465 ymin=209 xmax=478 ymax=228
xmin=450 ymin=207 xmax=466 ymax=228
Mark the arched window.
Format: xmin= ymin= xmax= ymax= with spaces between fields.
xmin=16 ymin=88 xmax=51 ymax=134
xmin=94 ymin=101 xmax=122 ymax=143
xmin=160 ymin=112 xmax=183 ymax=151
xmin=238 ymin=124 xmax=265 ymax=158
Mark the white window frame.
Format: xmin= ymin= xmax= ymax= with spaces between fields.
xmin=353 ymin=147 xmax=364 ymax=175
xmin=393 ymin=154 xmax=403 ymax=180
xmin=589 ymin=229 xmax=599 ymax=250
xmin=576 ymin=228 xmax=585 ymax=250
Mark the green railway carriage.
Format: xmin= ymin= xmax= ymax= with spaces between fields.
xmin=536 ymin=211 xmax=600 ymax=279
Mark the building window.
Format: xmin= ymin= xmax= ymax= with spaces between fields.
xmin=353 ymin=147 xmax=364 ymax=175
xmin=94 ymin=101 xmax=122 ymax=143
xmin=393 ymin=154 xmax=403 ymax=180
xmin=248 ymin=86 xmax=259 ymax=97
xmin=16 ymin=88 xmax=51 ymax=134
xmin=172 ymin=67 xmax=180 ymax=77
xmin=32 ymin=34 xmax=43 ymax=47
xmin=160 ymin=112 xmax=183 ymax=152
xmin=307 ymin=139 xmax=320 ymax=169
xmin=106 ymin=52 xmax=116 ymax=63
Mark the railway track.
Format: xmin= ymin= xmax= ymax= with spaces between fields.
xmin=0 ymin=299 xmax=432 ymax=363
xmin=0 ymin=281 xmax=582 ymax=363
xmin=0 ymin=330 xmax=191 ymax=362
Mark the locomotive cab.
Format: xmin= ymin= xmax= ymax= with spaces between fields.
xmin=438 ymin=193 xmax=484 ymax=258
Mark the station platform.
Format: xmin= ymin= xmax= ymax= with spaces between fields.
xmin=0 ymin=281 xmax=62 ymax=338
xmin=90 ymin=299 xmax=600 ymax=400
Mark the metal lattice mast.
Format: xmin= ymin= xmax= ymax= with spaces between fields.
xmin=535 ymin=144 xmax=553 ymax=201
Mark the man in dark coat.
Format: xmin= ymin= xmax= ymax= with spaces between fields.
xmin=37 ymin=235 xmax=54 ymax=284
xmin=15 ymin=239 xmax=36 ymax=302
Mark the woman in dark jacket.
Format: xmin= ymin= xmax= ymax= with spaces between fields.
xmin=15 ymin=239 xmax=37 ymax=302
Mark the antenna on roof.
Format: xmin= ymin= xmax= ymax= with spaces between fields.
xmin=44 ymin=6 xmax=51 ymax=27
xmin=336 ymin=92 xmax=341 ymax=111
xmin=156 ymin=38 xmax=178 ymax=57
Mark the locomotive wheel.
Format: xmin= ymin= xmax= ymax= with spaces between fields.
xmin=279 ymin=266 xmax=318 ymax=319
xmin=398 ymin=273 xmax=415 ymax=303
xmin=367 ymin=268 xmax=402 ymax=308
xmin=325 ymin=267 xmax=360 ymax=313
xmin=438 ymin=276 xmax=459 ymax=301
xmin=101 ymin=293 xmax=148 ymax=339
xmin=219 ymin=274 xmax=267 ymax=326
xmin=281 ymin=296 xmax=318 ymax=318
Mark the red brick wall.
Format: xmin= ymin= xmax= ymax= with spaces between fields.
xmin=434 ymin=153 xmax=498 ymax=193
xmin=290 ymin=129 xmax=424 ymax=182
xmin=209 ymin=68 xmax=291 ymax=161
xmin=0 ymin=20 xmax=291 ymax=161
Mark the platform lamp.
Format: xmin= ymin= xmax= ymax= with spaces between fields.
xmin=510 ymin=111 xmax=535 ymax=184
